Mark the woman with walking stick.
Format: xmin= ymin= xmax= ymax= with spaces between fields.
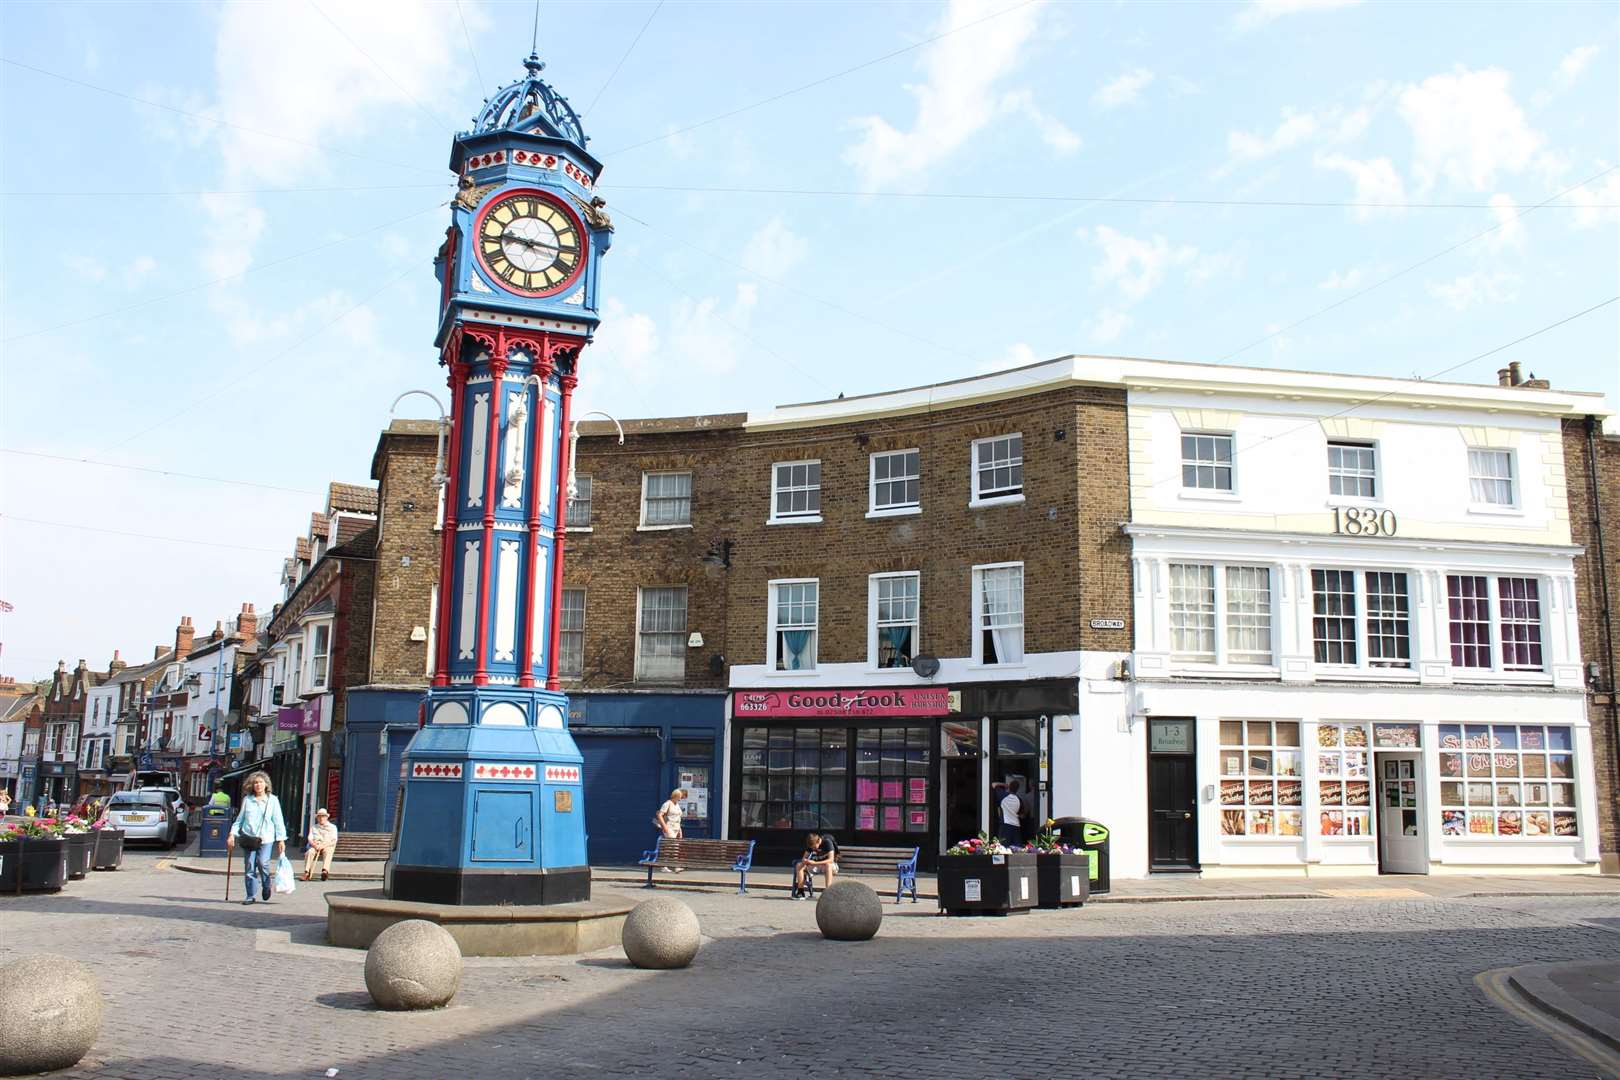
xmin=226 ymin=771 xmax=286 ymax=905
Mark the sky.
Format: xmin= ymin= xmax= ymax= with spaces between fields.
xmin=0 ymin=0 xmax=1616 ymax=678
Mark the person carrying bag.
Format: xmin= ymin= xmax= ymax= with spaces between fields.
xmin=227 ymin=770 xmax=287 ymax=905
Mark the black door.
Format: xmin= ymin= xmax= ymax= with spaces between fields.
xmin=1148 ymin=733 xmax=1198 ymax=870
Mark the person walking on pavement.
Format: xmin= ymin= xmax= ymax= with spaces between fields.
xmin=226 ymin=770 xmax=286 ymax=905
xmin=654 ymin=788 xmax=687 ymax=873
xmin=302 ymin=807 xmax=339 ymax=881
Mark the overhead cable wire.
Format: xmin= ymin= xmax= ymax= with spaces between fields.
xmin=583 ymin=0 xmax=664 ymax=116
xmin=307 ymin=0 xmax=457 ymax=134
xmin=1218 ymin=165 xmax=1619 ymax=362
xmin=0 ymin=184 xmax=447 ymax=197
xmin=0 ymin=449 xmax=323 ymax=497
xmin=96 ymin=264 xmax=418 ymax=456
xmin=0 ymin=57 xmax=442 ymax=176
xmin=2 ymin=201 xmax=442 ymax=344
xmin=598 ymin=0 xmax=1037 ymax=156
xmin=455 ymin=0 xmax=486 ymax=94
xmin=0 ymin=514 xmax=291 ymax=555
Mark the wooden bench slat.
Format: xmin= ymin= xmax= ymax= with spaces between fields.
xmin=639 ymin=836 xmax=756 ymax=894
xmin=334 ymin=832 xmax=392 ymax=861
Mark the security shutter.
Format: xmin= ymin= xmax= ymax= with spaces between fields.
xmin=577 ymin=734 xmax=662 ymax=866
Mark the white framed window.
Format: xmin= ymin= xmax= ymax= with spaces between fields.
xmin=559 ymin=589 xmax=586 ymax=678
xmin=1447 ymin=574 xmax=1546 ymax=674
xmin=1327 ymin=441 xmax=1377 ymax=500
xmin=970 ymin=434 xmax=1023 ymax=505
xmin=1181 ymin=433 xmax=1234 ymax=492
xmin=1311 ymin=570 xmax=1413 ymax=671
xmin=1218 ymin=720 xmax=1303 ymax=837
xmin=973 ymin=563 xmax=1024 ymax=665
xmin=639 ymin=471 xmax=692 ymax=528
xmin=1168 ymin=563 xmax=1274 ymax=667
xmin=869 ymin=449 xmax=920 ymax=515
xmin=770 ymin=460 xmax=822 ymax=523
xmin=309 ymin=623 xmax=331 ymax=690
xmin=635 ymin=586 xmax=688 ymax=682
xmin=1468 ymin=449 xmax=1516 ymax=507
xmin=566 ymin=476 xmax=592 ymax=529
xmin=1447 ymin=575 xmax=1492 ymax=669
xmin=869 ymin=572 xmax=919 ymax=669
xmin=769 ymin=579 xmax=819 ymax=671
xmin=1498 ymin=577 xmax=1544 ymax=671
xmin=1438 ymin=723 xmax=1576 ymax=838
xmin=289 ymin=642 xmax=303 ymax=698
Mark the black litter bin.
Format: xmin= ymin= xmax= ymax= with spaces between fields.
xmin=1053 ymin=816 xmax=1110 ymax=895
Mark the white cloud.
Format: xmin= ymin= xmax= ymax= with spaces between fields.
xmin=1428 ymin=270 xmax=1521 ymax=312
xmin=1318 ymin=268 xmax=1364 ymax=291
xmin=587 ymin=298 xmax=662 ymax=386
xmin=669 ymin=285 xmax=758 ymax=376
xmin=1397 ymin=67 xmax=1547 ymax=192
xmin=1217 ymin=110 xmax=1320 ymax=175
xmin=1235 ymin=0 xmax=1362 ymax=31
xmin=1484 ymin=194 xmax=1525 ymax=252
xmin=740 ymin=218 xmax=810 ymax=280
xmin=125 ymin=256 xmax=159 ymax=288
xmin=1092 ymin=68 xmax=1154 ymax=110
xmin=1086 ymin=309 xmax=1132 ymax=345
xmin=1314 ymin=152 xmax=1406 ymax=217
xmin=65 ymin=256 xmax=109 ymax=283
xmin=1082 ymin=225 xmax=1198 ymax=302
xmin=1002 ymin=91 xmax=1082 ymax=155
xmin=1570 ymin=170 xmax=1620 ymax=227
xmin=844 ymin=0 xmax=1047 ymax=188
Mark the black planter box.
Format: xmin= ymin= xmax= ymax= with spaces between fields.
xmin=92 ymin=828 xmax=126 ymax=871
xmin=1034 ymin=852 xmax=1089 ymax=908
xmin=65 ymin=832 xmax=93 ymax=879
xmin=0 ymin=838 xmax=18 ymax=891
xmin=937 ymin=852 xmax=1037 ymax=915
xmin=19 ymin=838 xmax=69 ymax=891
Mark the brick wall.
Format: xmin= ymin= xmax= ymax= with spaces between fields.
xmin=369 ymin=426 xmax=442 ymax=684
xmin=1562 ymin=417 xmax=1620 ymax=869
xmin=562 ymin=385 xmax=1133 ymax=686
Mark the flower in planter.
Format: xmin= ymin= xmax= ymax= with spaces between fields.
xmin=946 ymin=831 xmax=1016 ymax=856
xmin=12 ymin=820 xmax=64 ymax=839
xmin=60 ymin=815 xmax=92 ymax=834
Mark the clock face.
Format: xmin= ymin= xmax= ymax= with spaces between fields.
xmin=475 ymin=191 xmax=585 ymax=296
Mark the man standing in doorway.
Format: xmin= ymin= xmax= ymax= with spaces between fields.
xmin=996 ymin=782 xmax=1021 ymax=846
xmin=1010 ymin=777 xmax=1035 ymax=843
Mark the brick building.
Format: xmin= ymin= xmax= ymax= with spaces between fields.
xmin=39 ymin=658 xmax=105 ymax=805
xmin=1563 ymin=411 xmax=1620 ymax=873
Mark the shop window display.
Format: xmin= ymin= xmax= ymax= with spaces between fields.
xmin=1219 ymin=720 xmax=1302 ymax=836
xmin=1317 ymin=724 xmax=1371 ymax=836
xmin=740 ymin=724 xmax=929 ymax=835
xmin=855 ymin=726 xmax=930 ymax=834
xmin=1437 ymin=724 xmax=1576 ymax=838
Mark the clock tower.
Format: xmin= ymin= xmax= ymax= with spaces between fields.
xmin=389 ymin=50 xmax=612 ymax=906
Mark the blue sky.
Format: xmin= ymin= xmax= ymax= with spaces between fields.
xmin=1 ymin=0 xmax=1616 ymax=674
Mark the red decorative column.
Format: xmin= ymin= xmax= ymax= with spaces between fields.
xmin=517 ymin=337 xmax=554 ymax=688
xmin=546 ymin=364 xmax=578 ymax=692
xmin=473 ymin=339 xmax=507 ymax=686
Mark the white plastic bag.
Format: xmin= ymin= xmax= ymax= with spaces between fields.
xmin=275 ymin=854 xmax=296 ymax=894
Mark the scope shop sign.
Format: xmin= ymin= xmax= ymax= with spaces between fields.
xmin=732 ymin=687 xmax=952 ymax=719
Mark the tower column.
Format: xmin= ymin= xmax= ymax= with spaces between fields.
xmin=518 ymin=343 xmax=556 ymax=688
xmin=433 ymin=352 xmax=468 ymax=687
xmin=473 ymin=349 xmax=508 ymax=686
xmin=547 ymin=367 xmax=578 ymax=692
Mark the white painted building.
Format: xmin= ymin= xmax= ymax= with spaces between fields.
xmin=1081 ymin=358 xmax=1607 ymax=879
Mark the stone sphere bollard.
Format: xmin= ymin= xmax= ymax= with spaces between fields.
xmin=815 ymin=880 xmax=883 ymax=941
xmin=622 ymin=896 xmax=702 ymax=969
xmin=364 ymin=919 xmax=463 ymax=1010
xmin=0 ymin=953 xmax=102 ymax=1075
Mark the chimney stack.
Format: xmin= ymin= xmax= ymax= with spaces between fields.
xmin=235 ymin=602 xmax=258 ymax=642
xmin=1508 ymin=360 xmax=1524 ymax=386
xmin=108 ymin=649 xmax=127 ymax=674
xmin=154 ymin=645 xmax=168 ymax=660
xmin=211 ymin=620 xmax=224 ymax=641
xmin=175 ymin=616 xmax=195 ymax=658
xmin=1497 ymin=367 xmax=1513 ymax=387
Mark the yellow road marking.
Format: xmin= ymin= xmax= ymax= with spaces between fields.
xmin=1476 ymin=967 xmax=1620 ymax=1078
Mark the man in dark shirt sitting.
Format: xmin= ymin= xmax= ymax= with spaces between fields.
xmin=791 ymin=831 xmax=838 ymax=899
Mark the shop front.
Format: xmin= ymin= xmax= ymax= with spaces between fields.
xmin=340 ymin=688 xmax=426 ymax=834
xmin=272 ymin=697 xmax=325 ymax=839
xmin=729 ymin=681 xmax=1078 ymax=870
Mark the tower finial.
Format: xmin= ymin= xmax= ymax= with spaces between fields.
xmin=531 ymin=0 xmax=540 ymax=55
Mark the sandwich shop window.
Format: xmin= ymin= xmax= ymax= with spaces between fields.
xmin=737 ymin=723 xmax=930 ymax=836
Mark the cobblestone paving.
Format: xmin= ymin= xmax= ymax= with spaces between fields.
xmin=4 ymin=851 xmax=1619 ymax=1079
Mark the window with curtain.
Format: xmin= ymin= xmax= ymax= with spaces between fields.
xmin=976 ymin=564 xmax=1024 ymax=664
xmin=1468 ymin=449 xmax=1515 ymax=506
xmin=1312 ymin=569 xmax=1357 ymax=664
xmin=972 ymin=434 xmax=1023 ymax=501
xmin=1447 ymin=575 xmax=1492 ymax=668
xmin=1225 ymin=566 xmax=1273 ymax=665
xmin=873 ymin=573 xmax=919 ymax=668
xmin=310 ymin=623 xmax=331 ymax=689
xmin=558 ymin=589 xmax=585 ymax=678
xmin=636 ymin=586 xmax=687 ymax=681
xmin=1169 ymin=564 xmax=1217 ymax=662
xmin=641 ymin=471 xmax=692 ymax=526
xmin=773 ymin=581 xmax=819 ymax=670
xmin=565 ymin=476 xmax=592 ymax=527
xmin=1498 ymin=577 xmax=1544 ymax=671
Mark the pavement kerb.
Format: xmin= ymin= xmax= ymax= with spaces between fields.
xmin=1505 ymin=961 xmax=1620 ymax=1054
xmin=171 ymin=858 xmax=381 ymax=882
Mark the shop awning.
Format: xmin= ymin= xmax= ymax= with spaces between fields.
xmin=220 ymin=757 xmax=273 ymax=780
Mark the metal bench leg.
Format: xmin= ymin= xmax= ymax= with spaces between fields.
xmin=645 ymin=866 xmax=656 ymax=889
xmin=737 ymin=869 xmax=747 ymax=895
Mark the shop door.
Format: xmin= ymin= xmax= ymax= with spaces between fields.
xmin=992 ymin=718 xmax=1040 ymax=844
xmin=577 ymin=734 xmax=662 ymax=865
xmin=1376 ymin=753 xmax=1426 ymax=874
xmin=1148 ymin=718 xmax=1198 ymax=870
xmin=944 ymin=758 xmax=981 ymax=850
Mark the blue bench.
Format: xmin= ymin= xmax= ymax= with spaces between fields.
xmin=819 ymin=844 xmax=920 ymax=903
xmin=639 ymin=836 xmax=756 ymax=894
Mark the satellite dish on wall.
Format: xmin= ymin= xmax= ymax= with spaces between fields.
xmin=911 ymin=654 xmax=941 ymax=680
xmin=707 ymin=654 xmax=727 ymax=677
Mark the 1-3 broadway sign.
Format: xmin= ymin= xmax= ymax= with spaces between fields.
xmin=732 ymin=687 xmax=952 ymax=718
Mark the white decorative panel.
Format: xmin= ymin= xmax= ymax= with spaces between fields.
xmin=466 ymin=392 xmax=489 ymax=508
xmin=501 ymin=389 xmax=527 ymax=508
xmin=482 ymin=702 xmax=526 ymax=727
xmin=537 ymin=395 xmax=555 ymax=516
xmin=537 ymin=704 xmax=565 ymax=730
xmin=531 ymin=544 xmax=550 ymax=673
xmin=457 ymin=540 xmax=480 ymax=660
xmin=430 ymin=701 xmax=468 ymax=726
xmin=494 ymin=539 xmax=520 ymax=663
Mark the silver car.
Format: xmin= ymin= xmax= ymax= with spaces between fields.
xmin=105 ymin=790 xmax=182 ymax=848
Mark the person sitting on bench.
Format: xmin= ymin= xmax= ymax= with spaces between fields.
xmin=791 ymin=832 xmax=838 ymax=899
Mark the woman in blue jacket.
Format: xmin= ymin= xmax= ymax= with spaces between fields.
xmin=227 ymin=770 xmax=287 ymax=905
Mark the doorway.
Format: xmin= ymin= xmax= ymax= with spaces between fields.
xmin=1376 ymin=752 xmax=1427 ymax=874
xmin=942 ymin=720 xmax=982 ymax=851
xmin=1147 ymin=717 xmax=1199 ymax=871
xmin=992 ymin=717 xmax=1040 ymax=844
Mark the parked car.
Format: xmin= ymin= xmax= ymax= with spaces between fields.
xmin=150 ymin=787 xmax=191 ymax=842
xmin=105 ymin=790 xmax=183 ymax=848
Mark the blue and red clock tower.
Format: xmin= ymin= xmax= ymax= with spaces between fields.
xmin=389 ymin=52 xmax=612 ymax=906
